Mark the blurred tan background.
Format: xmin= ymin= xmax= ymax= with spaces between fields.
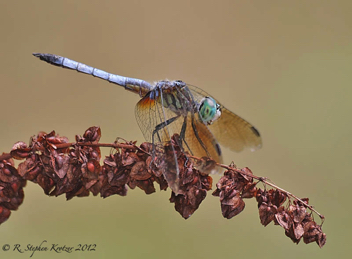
xmin=0 ymin=0 xmax=350 ymax=258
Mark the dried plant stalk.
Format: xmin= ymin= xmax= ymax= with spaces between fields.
xmin=0 ymin=127 xmax=326 ymax=247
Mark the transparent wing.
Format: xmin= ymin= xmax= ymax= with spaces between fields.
xmin=135 ymin=90 xmax=182 ymax=144
xmin=187 ymin=84 xmax=262 ymax=152
xmin=135 ymin=92 xmax=181 ymax=193
xmin=207 ymin=107 xmax=262 ymax=152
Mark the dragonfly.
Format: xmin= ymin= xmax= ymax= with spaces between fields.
xmin=33 ymin=53 xmax=262 ymax=194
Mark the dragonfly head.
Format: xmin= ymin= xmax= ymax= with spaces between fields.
xmin=199 ymin=97 xmax=222 ymax=125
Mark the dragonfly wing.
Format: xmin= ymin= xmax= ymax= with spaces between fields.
xmin=135 ymin=92 xmax=166 ymax=143
xmin=135 ymin=92 xmax=185 ymax=194
xmin=182 ymin=114 xmax=223 ymax=174
xmin=207 ymin=107 xmax=262 ymax=152
xmin=187 ymin=84 xmax=262 ymax=152
xmin=135 ymin=92 xmax=184 ymax=143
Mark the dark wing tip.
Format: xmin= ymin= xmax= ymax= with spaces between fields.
xmin=250 ymin=126 xmax=261 ymax=137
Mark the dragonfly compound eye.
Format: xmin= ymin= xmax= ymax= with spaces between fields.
xmin=199 ymin=97 xmax=221 ymax=125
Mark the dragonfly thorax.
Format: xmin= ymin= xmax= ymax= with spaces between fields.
xmin=198 ymin=97 xmax=222 ymax=125
xmin=155 ymin=80 xmax=195 ymax=116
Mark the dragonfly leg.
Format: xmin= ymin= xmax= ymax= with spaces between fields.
xmin=150 ymin=115 xmax=180 ymax=165
xmin=178 ymin=116 xmax=191 ymax=168
xmin=191 ymin=118 xmax=211 ymax=157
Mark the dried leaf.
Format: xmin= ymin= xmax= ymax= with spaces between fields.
xmin=10 ymin=142 xmax=31 ymax=160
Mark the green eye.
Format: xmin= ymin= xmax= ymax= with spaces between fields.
xmin=199 ymin=97 xmax=221 ymax=124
